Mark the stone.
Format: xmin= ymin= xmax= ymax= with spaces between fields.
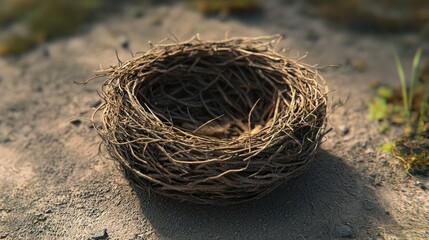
xmin=338 ymin=125 xmax=350 ymax=135
xmin=333 ymin=224 xmax=354 ymax=238
xmin=416 ymin=181 xmax=426 ymax=191
xmin=92 ymin=229 xmax=108 ymax=240
xmin=70 ymin=119 xmax=81 ymax=127
xmin=119 ymin=35 xmax=130 ymax=49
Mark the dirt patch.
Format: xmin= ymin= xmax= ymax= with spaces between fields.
xmin=0 ymin=0 xmax=428 ymax=239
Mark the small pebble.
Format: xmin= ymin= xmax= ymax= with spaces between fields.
xmin=119 ymin=36 xmax=129 ymax=49
xmin=45 ymin=209 xmax=53 ymax=214
xmin=36 ymin=213 xmax=47 ymax=221
xmin=70 ymin=119 xmax=81 ymax=127
xmin=416 ymin=181 xmax=427 ymax=190
xmin=92 ymin=229 xmax=108 ymax=240
xmin=87 ymin=122 xmax=95 ymax=129
xmin=333 ymin=224 xmax=354 ymax=238
xmin=34 ymin=85 xmax=43 ymax=92
xmin=89 ymin=100 xmax=102 ymax=108
xmin=338 ymin=125 xmax=350 ymax=135
xmin=374 ymin=178 xmax=382 ymax=186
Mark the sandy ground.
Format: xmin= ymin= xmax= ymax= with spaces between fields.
xmin=0 ymin=1 xmax=428 ymax=239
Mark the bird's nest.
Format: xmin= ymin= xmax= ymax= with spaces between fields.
xmin=91 ymin=35 xmax=329 ymax=204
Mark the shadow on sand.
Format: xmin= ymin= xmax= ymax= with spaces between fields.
xmin=132 ymin=150 xmax=401 ymax=239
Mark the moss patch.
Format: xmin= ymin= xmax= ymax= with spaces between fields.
xmin=369 ymin=58 xmax=429 ymax=175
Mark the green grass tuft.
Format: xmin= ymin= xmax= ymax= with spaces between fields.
xmin=369 ymin=48 xmax=429 ymax=175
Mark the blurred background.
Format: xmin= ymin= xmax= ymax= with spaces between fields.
xmin=1 ymin=0 xmax=429 ymax=55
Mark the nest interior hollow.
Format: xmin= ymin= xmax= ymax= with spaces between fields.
xmin=93 ymin=35 xmax=329 ymax=204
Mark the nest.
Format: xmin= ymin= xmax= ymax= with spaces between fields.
xmin=92 ymin=35 xmax=329 ymax=204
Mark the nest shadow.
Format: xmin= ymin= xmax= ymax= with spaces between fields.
xmin=134 ymin=150 xmax=401 ymax=239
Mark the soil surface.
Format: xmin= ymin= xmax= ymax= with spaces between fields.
xmin=0 ymin=1 xmax=428 ymax=239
